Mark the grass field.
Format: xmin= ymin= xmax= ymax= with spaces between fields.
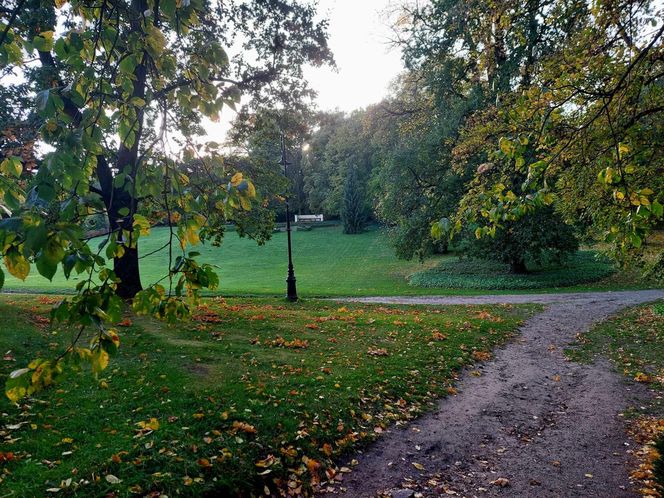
xmin=0 ymin=295 xmax=536 ymax=496
xmin=2 ymin=225 xmax=447 ymax=297
xmin=0 ymin=224 xmax=658 ymax=296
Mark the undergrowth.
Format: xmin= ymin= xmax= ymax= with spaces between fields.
xmin=408 ymin=251 xmax=615 ymax=290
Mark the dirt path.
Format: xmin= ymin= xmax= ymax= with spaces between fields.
xmin=332 ymin=289 xmax=664 ymax=498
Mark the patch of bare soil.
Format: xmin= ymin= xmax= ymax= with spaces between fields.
xmin=330 ymin=290 xmax=664 ymax=497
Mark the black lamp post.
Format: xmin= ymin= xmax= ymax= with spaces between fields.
xmin=280 ymin=134 xmax=298 ymax=302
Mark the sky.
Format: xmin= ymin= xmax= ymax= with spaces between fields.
xmin=208 ymin=0 xmax=405 ymax=143
xmin=303 ymin=0 xmax=404 ymax=112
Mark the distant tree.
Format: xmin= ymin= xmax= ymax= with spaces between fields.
xmin=342 ymin=167 xmax=365 ymax=234
xmin=227 ymin=107 xmax=314 ymax=219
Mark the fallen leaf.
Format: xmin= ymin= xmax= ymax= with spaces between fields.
xmin=105 ymin=474 xmax=121 ymax=484
xmin=490 ymin=478 xmax=510 ymax=487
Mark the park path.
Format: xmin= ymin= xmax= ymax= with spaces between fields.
xmin=331 ymin=289 xmax=664 ymax=498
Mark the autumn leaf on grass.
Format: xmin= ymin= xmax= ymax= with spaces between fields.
xmin=634 ymin=372 xmax=653 ymax=383
xmin=367 ymin=347 xmax=388 ymax=357
xmin=118 ymin=318 xmax=133 ymax=327
xmin=305 ymin=323 xmax=320 ymax=330
xmin=255 ymin=454 xmax=280 ymax=474
xmin=431 ymin=330 xmax=448 ymax=341
xmin=232 ymin=421 xmax=257 ymax=434
xmin=471 ymin=351 xmax=492 ymax=362
xmin=303 ymin=456 xmax=322 ymax=485
xmin=266 ymin=336 xmax=309 ymax=349
xmin=105 ymin=474 xmax=122 ymax=484
xmin=197 ymin=458 xmax=212 ymax=468
xmin=135 ymin=417 xmax=159 ymax=436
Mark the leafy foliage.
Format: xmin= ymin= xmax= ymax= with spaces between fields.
xmin=341 ymin=167 xmax=365 ymax=234
xmin=464 ymin=206 xmax=579 ymax=274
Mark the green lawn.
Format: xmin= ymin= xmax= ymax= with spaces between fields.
xmin=2 ymin=225 xmax=448 ymax=297
xmin=409 ymin=251 xmax=617 ymax=290
xmin=0 ymin=295 xmax=536 ymax=496
xmin=0 ymin=224 xmax=656 ymax=296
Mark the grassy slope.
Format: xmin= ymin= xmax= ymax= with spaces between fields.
xmin=0 ymin=295 xmax=536 ymax=496
xmin=2 ymin=225 xmax=447 ymax=296
xmin=1 ymin=224 xmax=657 ymax=296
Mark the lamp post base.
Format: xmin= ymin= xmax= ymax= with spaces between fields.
xmin=286 ymin=267 xmax=298 ymax=302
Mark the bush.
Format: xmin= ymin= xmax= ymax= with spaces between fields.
xmin=409 ymin=251 xmax=615 ymax=290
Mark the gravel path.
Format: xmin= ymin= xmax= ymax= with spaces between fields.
xmin=331 ymin=289 xmax=664 ymax=498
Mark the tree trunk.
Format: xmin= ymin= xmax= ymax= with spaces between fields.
xmin=107 ymin=0 xmax=148 ymax=299
xmin=114 ymin=247 xmax=142 ymax=299
xmin=510 ymin=258 xmax=528 ymax=274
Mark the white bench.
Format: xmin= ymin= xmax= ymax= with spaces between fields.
xmin=294 ymin=214 xmax=324 ymax=223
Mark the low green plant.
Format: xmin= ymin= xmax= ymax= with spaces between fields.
xmin=409 ymin=251 xmax=615 ymax=290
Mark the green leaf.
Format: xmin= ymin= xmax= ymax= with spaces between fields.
xmin=0 ymin=156 xmax=22 ymax=177
xmin=32 ymin=31 xmax=54 ymax=52
xmin=651 ymin=200 xmax=663 ymax=218
xmin=36 ymin=255 xmax=58 ymax=280
xmin=118 ymin=54 xmax=137 ymax=74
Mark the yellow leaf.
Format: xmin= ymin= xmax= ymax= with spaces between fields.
xmin=4 ymin=252 xmax=30 ymax=280
xmin=91 ymin=348 xmax=109 ymax=374
xmin=412 ymin=462 xmax=425 ymax=470
xmin=230 ymin=172 xmax=243 ymax=186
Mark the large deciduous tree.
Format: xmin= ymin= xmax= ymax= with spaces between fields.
xmin=0 ymin=0 xmax=331 ymax=400
xmin=418 ymin=0 xmax=663 ymax=266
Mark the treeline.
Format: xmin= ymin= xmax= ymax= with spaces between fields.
xmin=230 ymin=0 xmax=663 ymax=274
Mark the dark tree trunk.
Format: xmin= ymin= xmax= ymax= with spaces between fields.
xmin=114 ymin=247 xmax=142 ymax=299
xmin=510 ymin=258 xmax=528 ymax=274
xmin=107 ymin=0 xmax=148 ymax=299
